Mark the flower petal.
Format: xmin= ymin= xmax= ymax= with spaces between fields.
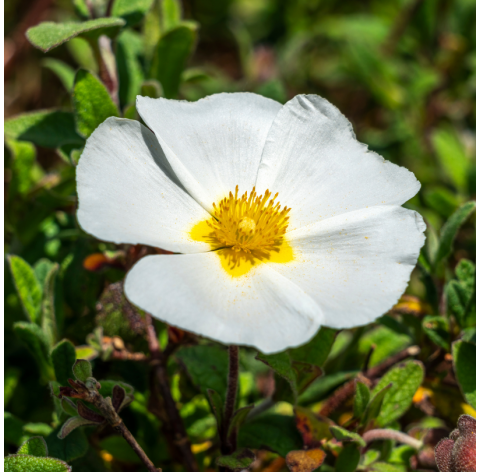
xmin=76 ymin=117 xmax=211 ymax=253
xmin=272 ymin=206 xmax=426 ymax=329
xmin=256 ymin=95 xmax=421 ymax=231
xmin=124 ymin=252 xmax=324 ymax=354
xmin=136 ymin=93 xmax=282 ymax=211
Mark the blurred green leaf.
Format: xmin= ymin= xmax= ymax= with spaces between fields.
xmin=431 ymin=127 xmax=470 ymax=191
xmin=361 ymin=383 xmax=391 ymax=427
xmin=452 ymin=340 xmax=476 ymax=408
xmin=98 ymin=380 xmax=134 ymax=398
xmin=7 ymin=255 xmax=42 ymax=323
xmin=17 ymin=436 xmax=48 ymax=457
xmin=162 ymin=0 xmax=182 ymax=32
xmin=371 ymin=360 xmax=424 ymax=427
xmin=335 ymin=443 xmax=360 ymax=472
xmin=238 ymin=414 xmax=303 ymax=457
xmin=112 ymin=0 xmax=155 ymax=27
xmin=227 ymin=405 xmax=254 ymax=438
xmin=217 ymin=449 xmax=255 ymax=470
xmin=72 ymin=359 xmax=92 ymax=383
xmin=116 ymin=29 xmax=145 ymax=106
xmin=4 ymin=110 xmax=84 ymax=148
xmin=446 ymin=259 xmax=476 ymax=329
xmin=369 ymin=463 xmax=405 ymax=472
xmin=176 ymin=345 xmax=228 ymax=398
xmin=329 ymin=426 xmax=366 ymax=447
xmin=290 ymin=328 xmax=337 ymax=369
xmin=4 ymin=455 xmax=72 ymax=472
xmin=26 ymin=18 xmax=126 ymax=52
xmin=75 ymin=345 xmax=98 ymax=361
xmin=353 ymin=381 xmax=371 ymax=418
xmin=4 ymin=412 xmax=27 ymax=446
xmin=42 ymin=59 xmax=75 ymax=91
xmin=61 ymin=398 xmax=79 ymax=417
xmin=41 ymin=263 xmax=59 ymax=347
xmin=256 ymin=351 xmax=297 ymax=401
xmin=206 ymin=388 xmax=223 ymax=433
xmin=51 ymin=340 xmax=76 ymax=386
xmin=46 ymin=426 xmax=88 ymax=460
xmin=4 ymin=368 xmax=21 ymax=407
xmin=422 ymin=316 xmax=450 ymax=351
xmin=140 ymin=79 xmax=163 ymax=98
xmin=6 ymin=140 xmax=37 ymax=198
xmin=13 ymin=322 xmax=54 ymax=382
xmin=150 ymin=23 xmax=198 ymax=98
xmin=73 ymin=69 xmax=119 ymax=138
xmin=435 ymin=201 xmax=476 ymax=267
xmin=98 ymin=436 xmax=141 ymax=463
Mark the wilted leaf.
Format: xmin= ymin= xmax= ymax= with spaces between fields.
xmin=216 ymin=448 xmax=256 ymax=471
xmin=286 ymin=448 xmax=326 ymax=472
xmin=294 ymin=406 xmax=332 ymax=448
xmin=7 ymin=256 xmax=42 ymax=323
xmin=452 ymin=340 xmax=476 ymax=409
xmin=73 ymin=69 xmax=119 ymax=138
xmin=4 ymin=455 xmax=72 ymax=472
xmin=26 ymin=18 xmax=125 ymax=52
xmin=4 ymin=110 xmax=83 ymax=148
xmin=17 ymin=436 xmax=48 ymax=457
xmin=335 ymin=443 xmax=360 ymax=472
xmin=72 ymin=359 xmax=92 ymax=383
xmin=51 ymin=340 xmax=77 ymax=386
xmin=371 ymin=360 xmax=424 ymax=426
xmin=329 ymin=426 xmax=366 ymax=447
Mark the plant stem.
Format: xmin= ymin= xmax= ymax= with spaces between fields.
xmin=221 ymin=345 xmax=239 ymax=455
xmin=145 ymin=315 xmax=199 ymax=472
xmin=363 ymin=428 xmax=423 ymax=450
xmin=89 ymin=36 xmax=119 ymax=107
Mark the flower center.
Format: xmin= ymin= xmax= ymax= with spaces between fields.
xmin=205 ymin=186 xmax=291 ymax=253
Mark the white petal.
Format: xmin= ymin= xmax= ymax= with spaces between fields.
xmin=273 ymin=206 xmax=426 ymax=329
xmin=136 ymin=93 xmax=282 ymax=211
xmin=76 ymin=117 xmax=211 ymax=253
xmin=124 ymin=252 xmax=324 ymax=354
xmin=256 ymin=95 xmax=421 ymax=231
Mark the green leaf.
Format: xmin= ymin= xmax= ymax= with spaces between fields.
xmin=162 ymin=0 xmax=182 ymax=32
xmin=4 ymin=455 xmax=72 ymax=472
xmin=51 ymin=340 xmax=76 ymax=386
xmin=23 ymin=423 xmax=53 ymax=437
xmin=206 ymin=389 xmax=224 ymax=432
xmin=238 ymin=414 xmax=303 ymax=457
xmin=6 ymin=140 xmax=37 ymax=198
xmin=371 ymin=360 xmax=424 ymax=427
xmin=7 ymin=255 xmax=42 ymax=323
xmin=455 ymin=259 xmax=475 ymax=282
xmin=26 ymin=18 xmax=126 ymax=53
xmin=42 ymin=59 xmax=75 ymax=91
xmin=4 ymin=110 xmax=84 ymax=148
xmin=41 ymin=263 xmax=59 ymax=347
xmin=17 ymin=436 xmax=48 ymax=457
xmin=335 ymin=443 xmax=360 ymax=472
xmin=98 ymin=380 xmax=134 ymax=398
xmin=452 ymin=340 xmax=476 ymax=408
xmin=112 ymin=0 xmax=155 ymax=27
xmin=431 ymin=127 xmax=469 ymax=191
xmin=34 ymin=259 xmax=56 ymax=287
xmin=216 ymin=449 xmax=256 ymax=471
xmin=4 ymin=368 xmax=21 ymax=407
xmin=4 ymin=412 xmax=27 ymax=446
xmin=329 ymin=426 xmax=366 ymax=447
xmin=435 ymin=201 xmax=476 ymax=267
xmin=361 ymin=383 xmax=392 ymax=427
xmin=256 ymin=351 xmax=297 ymax=401
xmin=227 ymin=405 xmax=255 ymax=438
xmin=176 ymin=345 xmax=228 ymax=398
xmin=46 ymin=427 xmax=88 ymax=461
xmin=150 ymin=23 xmax=198 ymax=98
xmin=290 ymin=328 xmax=337 ymax=369
xmin=13 ymin=322 xmax=54 ymax=382
xmin=72 ymin=359 xmax=92 ymax=383
xmin=422 ymin=316 xmax=450 ymax=351
xmin=369 ymin=463 xmax=406 ymax=472
xmin=75 ymin=345 xmax=98 ymax=361
xmin=353 ymin=382 xmax=371 ymax=418
xmin=446 ymin=259 xmax=476 ymax=329
xmin=61 ymin=398 xmax=79 ymax=417
xmin=73 ymin=69 xmax=119 ymax=138
xmin=98 ymin=436 xmax=141 ymax=463
xmin=140 ymin=79 xmax=163 ymax=98
xmin=57 ymin=416 xmax=98 ymax=439
xmin=116 ymin=30 xmax=145 ymax=106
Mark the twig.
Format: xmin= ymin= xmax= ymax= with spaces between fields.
xmin=363 ymin=428 xmax=423 ymax=450
xmin=145 ymin=315 xmax=199 ymax=472
xmin=221 ymin=345 xmax=239 ymax=455
xmin=320 ymin=345 xmax=420 ymax=417
xmin=111 ymin=350 xmax=148 ymax=362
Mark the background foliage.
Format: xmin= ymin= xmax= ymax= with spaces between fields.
xmin=4 ymin=0 xmax=476 ymax=471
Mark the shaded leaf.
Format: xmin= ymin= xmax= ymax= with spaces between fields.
xmin=257 ymin=351 xmax=297 ymax=401
xmin=286 ymin=449 xmax=326 ymax=472
xmin=112 ymin=0 xmax=155 ymax=27
xmin=216 ymin=448 xmax=256 ymax=471
xmin=150 ymin=23 xmax=198 ymax=98
xmin=207 ymin=388 xmax=224 ymax=433
xmin=4 ymin=110 xmax=84 ymax=148
xmin=42 ymin=59 xmax=75 ymax=91
xmin=290 ymin=328 xmax=337 ymax=369
xmin=452 ymin=340 xmax=476 ymax=408
xmin=41 ymin=263 xmax=59 ymax=347
xmin=98 ymin=436 xmax=142 ymax=463
xmin=112 ymin=385 xmax=126 ymax=412
xmin=61 ymin=398 xmax=78 ymax=417
xmin=335 ymin=443 xmax=360 ymax=472
xmin=72 ymin=359 xmax=92 ymax=383
xmin=4 ymin=455 xmax=72 ymax=472
xmin=422 ymin=316 xmax=450 ymax=351
xmin=73 ymin=69 xmax=119 ymax=138
xmin=227 ymin=405 xmax=254 ymax=438
xmin=7 ymin=255 xmax=42 ymax=323
xmin=329 ymin=426 xmax=366 ymax=447
xmin=77 ymin=402 xmax=105 ymax=423
xmin=353 ymin=381 xmax=371 ymax=418
xmin=26 ymin=18 xmax=125 ymax=52
xmin=51 ymin=340 xmax=77 ymax=386
xmin=17 ymin=436 xmax=48 ymax=457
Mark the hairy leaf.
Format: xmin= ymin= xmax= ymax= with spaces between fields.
xmin=72 ymin=359 xmax=92 ymax=383
xmin=17 ymin=436 xmax=48 ymax=457
xmin=4 ymin=455 xmax=72 ymax=472
xmin=353 ymin=381 xmax=371 ymax=418
xmin=216 ymin=449 xmax=256 ymax=471
xmin=329 ymin=426 xmax=366 ymax=447
xmin=51 ymin=340 xmax=77 ymax=386
xmin=112 ymin=0 xmax=155 ymax=27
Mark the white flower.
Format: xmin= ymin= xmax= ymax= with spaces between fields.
xmin=76 ymin=93 xmax=425 ymax=354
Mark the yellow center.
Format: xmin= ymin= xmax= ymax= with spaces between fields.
xmin=190 ymin=186 xmax=295 ymax=276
